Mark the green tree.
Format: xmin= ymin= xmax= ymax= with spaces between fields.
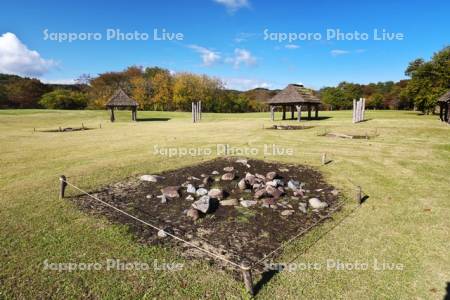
xmin=39 ymin=90 xmax=88 ymax=109
xmin=404 ymin=46 xmax=450 ymax=113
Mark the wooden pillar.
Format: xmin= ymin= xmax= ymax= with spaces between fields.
xmin=352 ymin=99 xmax=356 ymax=123
xmin=241 ymin=263 xmax=254 ymax=296
xmin=446 ymin=103 xmax=449 ymax=123
xmin=315 ymin=104 xmax=319 ymax=119
xmin=307 ymin=104 xmax=311 ymax=119
xmin=290 ymin=105 xmax=294 ymax=119
xmin=199 ymin=101 xmax=202 ymax=120
xmin=282 ymin=105 xmax=286 ymax=120
xmin=439 ymin=103 xmax=443 ymax=121
xmin=270 ymin=106 xmax=275 ymax=121
xmin=110 ymin=107 xmax=115 ymax=122
xmin=59 ymin=175 xmax=67 ymax=199
xmin=297 ymin=105 xmax=302 ymax=122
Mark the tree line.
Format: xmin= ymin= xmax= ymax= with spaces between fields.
xmin=318 ymin=46 xmax=449 ymax=113
xmin=0 ymin=46 xmax=448 ymax=113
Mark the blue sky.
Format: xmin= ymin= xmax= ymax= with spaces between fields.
xmin=0 ymin=0 xmax=448 ymax=90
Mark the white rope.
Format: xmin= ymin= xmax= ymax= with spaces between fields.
xmin=60 ymin=177 xmax=243 ymax=269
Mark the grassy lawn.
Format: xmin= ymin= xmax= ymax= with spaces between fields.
xmin=0 ymin=109 xmax=449 ymax=299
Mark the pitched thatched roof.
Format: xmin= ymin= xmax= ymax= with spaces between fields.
xmin=268 ymin=84 xmax=321 ymax=105
xmin=437 ymin=91 xmax=450 ymax=103
xmin=105 ymin=89 xmax=138 ymax=107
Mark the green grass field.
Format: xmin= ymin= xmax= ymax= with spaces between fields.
xmin=0 ymin=109 xmax=449 ymax=299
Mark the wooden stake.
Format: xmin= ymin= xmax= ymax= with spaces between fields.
xmin=355 ymin=186 xmax=362 ymax=204
xmin=241 ymin=263 xmax=254 ymax=296
xmin=321 ymin=153 xmax=327 ymax=165
xmin=59 ymin=175 xmax=67 ymax=199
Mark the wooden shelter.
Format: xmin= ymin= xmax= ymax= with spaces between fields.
xmin=105 ymin=89 xmax=138 ymax=122
xmin=438 ymin=91 xmax=450 ymax=123
xmin=267 ymin=84 xmax=321 ymax=121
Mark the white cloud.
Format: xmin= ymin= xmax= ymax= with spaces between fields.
xmin=330 ymin=49 xmax=350 ymax=56
xmin=331 ymin=49 xmax=366 ymax=56
xmin=226 ymin=48 xmax=256 ymax=68
xmin=189 ymin=45 xmax=221 ymax=66
xmin=213 ymin=0 xmax=250 ymax=12
xmin=41 ymin=78 xmax=75 ymax=84
xmin=285 ymin=44 xmax=300 ymax=49
xmin=222 ymin=77 xmax=271 ymax=91
xmin=0 ymin=32 xmax=57 ymax=77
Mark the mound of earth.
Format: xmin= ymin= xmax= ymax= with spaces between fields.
xmin=70 ymin=158 xmax=342 ymax=274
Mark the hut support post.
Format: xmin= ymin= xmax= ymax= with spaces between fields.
xmin=270 ymin=106 xmax=275 ymax=121
xmin=290 ymin=105 xmax=294 ymax=119
xmin=307 ymin=105 xmax=311 ymax=119
xmin=282 ymin=105 xmax=286 ymax=120
xmin=315 ymin=104 xmax=319 ymax=119
xmin=110 ymin=107 xmax=115 ymax=122
xmin=439 ymin=103 xmax=443 ymax=121
xmin=297 ymin=105 xmax=302 ymax=122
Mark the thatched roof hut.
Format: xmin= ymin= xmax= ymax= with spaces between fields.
xmin=437 ymin=90 xmax=450 ymax=123
xmin=268 ymin=84 xmax=321 ymax=121
xmin=105 ymin=89 xmax=138 ymax=122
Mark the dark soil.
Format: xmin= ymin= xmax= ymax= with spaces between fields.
xmin=70 ymin=158 xmax=341 ymax=275
xmin=267 ymin=125 xmax=313 ymax=130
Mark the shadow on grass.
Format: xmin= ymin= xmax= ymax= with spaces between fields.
xmin=277 ymin=116 xmax=331 ymax=121
xmin=253 ymin=269 xmax=281 ymax=296
xmin=136 ymin=118 xmax=170 ymax=122
xmin=445 ymin=282 xmax=450 ymax=300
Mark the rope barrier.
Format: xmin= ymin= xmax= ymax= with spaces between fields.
xmin=59 ymin=177 xmax=243 ymax=270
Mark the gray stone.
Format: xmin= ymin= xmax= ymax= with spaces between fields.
xmin=157 ymin=195 xmax=167 ymax=203
xmin=245 ymin=173 xmax=256 ymax=183
xmin=254 ymin=188 xmax=266 ymax=199
xmin=220 ymin=198 xmax=239 ymax=206
xmin=196 ymin=188 xmax=208 ymax=196
xmin=331 ymin=189 xmax=339 ymax=196
xmin=240 ymin=200 xmax=258 ymax=207
xmin=146 ymin=194 xmax=152 ymax=199
xmin=157 ymin=229 xmax=168 ymax=238
xmin=255 ymin=173 xmax=266 ymax=180
xmin=266 ymin=171 xmax=277 ymax=180
xmin=238 ymin=178 xmax=247 ymax=190
xmin=186 ymin=184 xmax=196 ymax=194
xmin=140 ymin=174 xmax=164 ymax=182
xmin=186 ymin=208 xmax=200 ymax=221
xmin=221 ymin=173 xmax=235 ymax=181
xmin=185 ymin=195 xmax=194 ymax=201
xmin=308 ymin=197 xmax=328 ymax=209
xmin=266 ymin=185 xmax=283 ymax=198
xmin=223 ymin=166 xmax=234 ymax=172
xmin=188 ymin=176 xmax=200 ymax=181
xmin=287 ymin=180 xmax=300 ymax=191
xmin=236 ymin=159 xmax=248 ymax=165
xmin=298 ymin=202 xmax=307 ymax=213
xmin=208 ymin=188 xmax=224 ymax=199
xmin=160 ymin=186 xmax=180 ymax=198
xmin=192 ymin=196 xmax=211 ymax=213
xmin=281 ymin=209 xmax=295 ymax=216
xmin=211 ymin=170 xmax=219 ymax=175
xmin=278 ymin=168 xmax=289 ymax=172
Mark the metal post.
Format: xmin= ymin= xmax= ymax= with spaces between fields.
xmin=59 ymin=175 xmax=67 ymax=199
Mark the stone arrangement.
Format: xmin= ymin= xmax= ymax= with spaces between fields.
xmin=140 ymin=159 xmax=336 ymax=225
